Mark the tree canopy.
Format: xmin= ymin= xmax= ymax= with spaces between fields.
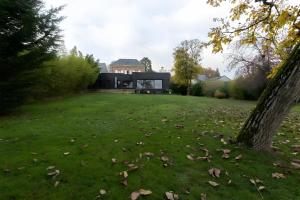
xmin=140 ymin=57 xmax=152 ymax=72
xmin=207 ymin=0 xmax=300 ymax=59
xmin=0 ymin=0 xmax=64 ymax=113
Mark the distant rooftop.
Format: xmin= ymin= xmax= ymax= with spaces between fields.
xmin=110 ymin=59 xmax=143 ymax=66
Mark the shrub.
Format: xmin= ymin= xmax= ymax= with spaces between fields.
xmin=203 ymin=80 xmax=229 ymax=98
xmin=30 ymin=53 xmax=99 ymax=98
xmin=228 ymin=74 xmax=267 ymax=100
xmin=170 ymin=81 xmax=187 ymax=95
xmin=191 ymin=82 xmax=204 ymax=96
xmin=214 ymin=90 xmax=226 ymax=99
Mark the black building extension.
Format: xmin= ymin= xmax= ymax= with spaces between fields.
xmin=93 ymin=72 xmax=171 ymax=93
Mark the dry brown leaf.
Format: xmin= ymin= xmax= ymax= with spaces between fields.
xmin=208 ymin=181 xmax=219 ymax=187
xmin=121 ymin=179 xmax=128 ymax=186
xmin=64 ymin=152 xmax=70 ymax=155
xmin=223 ymin=149 xmax=231 ymax=154
xmin=112 ymin=158 xmax=117 ymax=163
xmin=291 ymin=162 xmax=300 ymax=169
xmin=127 ymin=164 xmax=139 ymax=171
xmin=186 ymin=154 xmax=194 ymax=161
xmin=144 ymin=152 xmax=154 ymax=157
xmin=47 ymin=170 xmax=60 ymax=177
xmin=131 ymin=191 xmax=140 ymax=200
xmin=272 ymin=172 xmax=286 ymax=179
xmin=165 ymin=191 xmax=179 ymax=200
xmin=99 ymin=189 xmax=107 ymax=195
xmin=120 ymin=171 xmax=128 ymax=178
xmin=47 ymin=166 xmax=55 ymax=170
xmin=208 ymin=168 xmax=221 ymax=178
xmin=54 ymin=181 xmax=60 ymax=187
xmin=258 ymin=186 xmax=265 ymax=191
xmin=161 ymin=156 xmax=169 ymax=162
xmin=201 ymin=193 xmax=207 ymax=200
xmin=138 ymin=189 xmax=152 ymax=196
xmin=235 ymin=154 xmax=242 ymax=160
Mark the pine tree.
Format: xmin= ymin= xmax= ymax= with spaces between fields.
xmin=0 ymin=0 xmax=64 ymax=113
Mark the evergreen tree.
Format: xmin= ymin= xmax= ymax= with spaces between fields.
xmin=0 ymin=0 xmax=64 ymax=113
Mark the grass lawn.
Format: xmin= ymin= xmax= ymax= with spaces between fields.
xmin=1 ymin=93 xmax=300 ymax=200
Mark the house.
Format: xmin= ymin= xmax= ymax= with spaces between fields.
xmin=109 ymin=59 xmax=145 ymax=74
xmin=195 ymin=75 xmax=231 ymax=82
xmin=92 ymin=58 xmax=171 ymax=93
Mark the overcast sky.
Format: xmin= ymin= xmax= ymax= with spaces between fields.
xmin=45 ymin=0 xmax=232 ymax=76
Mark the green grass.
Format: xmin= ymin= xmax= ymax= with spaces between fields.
xmin=1 ymin=93 xmax=300 ymax=200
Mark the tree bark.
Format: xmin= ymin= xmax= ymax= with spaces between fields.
xmin=237 ymin=43 xmax=300 ymax=150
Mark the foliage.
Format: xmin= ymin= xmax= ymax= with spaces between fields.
xmin=170 ymin=80 xmax=187 ymax=95
xmin=0 ymin=0 xmax=64 ymax=113
xmin=172 ymin=48 xmax=201 ymax=95
xmin=214 ymin=90 xmax=226 ymax=99
xmin=203 ymin=80 xmax=228 ymax=97
xmin=191 ymin=82 xmax=204 ymax=96
xmin=207 ymin=0 xmax=300 ymax=58
xmin=176 ymin=39 xmax=204 ymax=64
xmin=140 ymin=57 xmax=152 ymax=72
xmin=30 ymin=48 xmax=99 ymax=98
xmin=229 ymin=69 xmax=268 ymax=100
xmin=202 ymin=67 xmax=220 ymax=78
xmin=1 ymin=93 xmax=300 ymax=199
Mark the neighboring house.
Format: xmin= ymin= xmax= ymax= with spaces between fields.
xmin=99 ymin=63 xmax=108 ymax=73
xmin=92 ymin=58 xmax=171 ymax=93
xmin=194 ymin=75 xmax=231 ymax=83
xmin=110 ymin=59 xmax=145 ymax=74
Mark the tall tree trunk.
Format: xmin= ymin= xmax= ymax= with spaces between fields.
xmin=237 ymin=43 xmax=300 ymax=150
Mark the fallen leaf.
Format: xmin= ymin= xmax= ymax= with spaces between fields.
xmin=165 ymin=191 xmax=179 ymax=200
xmin=47 ymin=170 xmax=60 ymax=177
xmin=120 ymin=171 xmax=128 ymax=178
xmin=112 ymin=158 xmax=117 ymax=163
xmin=64 ymin=152 xmax=70 ymax=155
xmin=121 ymin=179 xmax=128 ymax=186
xmin=235 ymin=154 xmax=242 ymax=160
xmin=291 ymin=162 xmax=300 ymax=169
xmin=175 ymin=124 xmax=184 ymax=129
xmin=47 ymin=166 xmax=56 ymax=170
xmin=131 ymin=191 xmax=140 ymax=200
xmin=187 ymin=154 xmax=194 ymax=161
xmin=250 ymin=179 xmax=255 ymax=185
xmin=138 ymin=189 xmax=152 ymax=196
xmin=258 ymin=186 xmax=265 ymax=191
xmin=54 ymin=181 xmax=60 ymax=187
xmin=208 ymin=168 xmax=221 ymax=178
xmin=144 ymin=152 xmax=154 ymax=157
xmin=208 ymin=181 xmax=219 ymax=187
xmin=161 ymin=118 xmax=168 ymax=123
xmin=272 ymin=172 xmax=286 ymax=179
xmin=161 ymin=156 xmax=169 ymax=162
xmin=201 ymin=193 xmax=207 ymax=200
xmin=99 ymin=189 xmax=107 ymax=195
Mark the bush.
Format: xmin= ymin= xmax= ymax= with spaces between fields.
xmin=228 ymin=74 xmax=267 ymax=100
xmin=203 ymin=80 xmax=229 ymax=98
xmin=30 ymin=53 xmax=99 ymax=98
xmin=170 ymin=81 xmax=187 ymax=95
xmin=191 ymin=82 xmax=204 ymax=96
xmin=214 ymin=90 xmax=226 ymax=99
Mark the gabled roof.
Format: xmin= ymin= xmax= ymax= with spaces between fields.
xmin=110 ymin=59 xmax=143 ymax=66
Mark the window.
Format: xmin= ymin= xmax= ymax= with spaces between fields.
xmin=136 ymin=80 xmax=163 ymax=89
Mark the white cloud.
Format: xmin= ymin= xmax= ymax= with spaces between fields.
xmin=45 ymin=0 xmax=232 ymax=77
